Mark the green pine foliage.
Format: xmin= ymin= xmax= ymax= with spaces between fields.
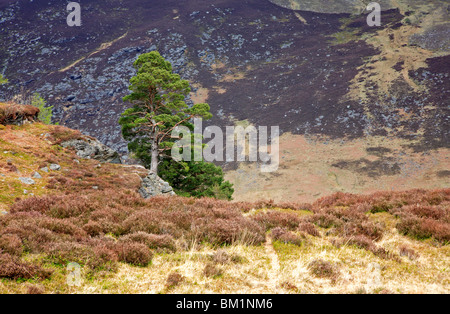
xmin=120 ymin=51 xmax=234 ymax=200
xmin=159 ymin=158 xmax=234 ymax=200
xmin=0 ymin=74 xmax=7 ymax=85
xmin=31 ymin=93 xmax=54 ymax=125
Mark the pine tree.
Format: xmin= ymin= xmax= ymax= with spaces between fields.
xmin=120 ymin=51 xmax=233 ymax=200
xmin=120 ymin=51 xmax=212 ymax=174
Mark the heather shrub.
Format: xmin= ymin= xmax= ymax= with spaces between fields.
xmin=0 ymin=234 xmax=23 ymax=257
xmin=309 ymin=213 xmax=342 ymax=229
xmin=398 ymin=216 xmax=450 ymax=244
xmin=10 ymin=196 xmax=55 ymax=214
xmin=195 ymin=217 xmax=264 ymax=245
xmin=399 ymin=245 xmax=419 ymax=260
xmin=88 ymin=245 xmax=118 ymax=273
xmin=371 ymin=247 xmax=400 ymax=262
xmin=26 ymin=285 xmax=45 ymax=294
xmin=308 ymin=259 xmax=339 ymax=280
xmin=44 ymin=242 xmax=98 ymax=266
xmin=396 ymin=216 xmax=439 ymax=241
xmin=0 ymin=252 xmax=52 ymax=280
xmin=370 ymin=202 xmax=395 ymax=213
xmin=309 ymin=206 xmax=384 ymax=241
xmin=401 ymin=204 xmax=448 ymax=221
xmin=346 ymin=235 xmax=375 ymax=251
xmin=0 ymin=218 xmax=60 ymax=253
xmin=115 ymin=242 xmax=153 ymax=267
xmin=49 ymin=125 xmax=84 ymax=144
xmin=83 ymin=221 xmax=103 ymax=237
xmin=122 ymin=210 xmax=170 ymax=235
xmin=119 ymin=232 xmax=176 ymax=253
xmin=271 ymin=227 xmax=306 ymax=246
xmin=38 ymin=217 xmax=86 ymax=238
xmin=344 ymin=236 xmax=399 ymax=261
xmin=338 ymin=220 xmax=384 ymax=241
xmin=253 ymin=210 xmax=303 ymax=231
xmin=10 ymin=195 xmax=93 ymax=219
xmin=203 ymin=263 xmax=223 ymax=278
xmin=298 ymin=222 xmax=321 ymax=237
xmin=122 ymin=202 xmax=264 ymax=246
xmin=165 ymin=272 xmax=184 ymax=289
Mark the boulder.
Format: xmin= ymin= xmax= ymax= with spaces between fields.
xmin=61 ymin=138 xmax=122 ymax=164
xmin=139 ymin=172 xmax=175 ymax=199
xmin=32 ymin=171 xmax=42 ymax=179
xmin=49 ymin=164 xmax=61 ymax=171
xmin=19 ymin=177 xmax=35 ymax=185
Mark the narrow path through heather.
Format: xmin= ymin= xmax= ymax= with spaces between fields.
xmin=264 ymin=234 xmax=282 ymax=293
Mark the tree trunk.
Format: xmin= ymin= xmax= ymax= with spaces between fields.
xmin=150 ymin=137 xmax=159 ymax=175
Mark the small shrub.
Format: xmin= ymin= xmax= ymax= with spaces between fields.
xmin=44 ymin=242 xmax=97 ymax=266
xmin=0 ymin=252 xmax=52 ymax=280
xmin=310 ymin=213 xmax=342 ymax=229
xmin=0 ymin=234 xmax=24 ymax=256
xmin=253 ymin=210 xmax=303 ymax=231
xmin=26 ymin=285 xmax=45 ymax=294
xmin=211 ymin=249 xmax=230 ymax=265
xmin=346 ymin=235 xmax=375 ymax=251
xmin=340 ymin=221 xmax=384 ymax=241
xmin=120 ymin=232 xmax=176 ymax=253
xmin=399 ymin=245 xmax=419 ymax=260
xmin=298 ymin=222 xmax=321 ymax=237
xmin=165 ymin=272 xmax=184 ymax=289
xmin=203 ymin=263 xmax=223 ymax=278
xmin=115 ymin=242 xmax=153 ymax=267
xmin=308 ymin=259 xmax=339 ymax=280
xmin=49 ymin=126 xmax=84 ymax=144
xmin=271 ymin=227 xmax=305 ymax=246
xmin=280 ymin=281 xmax=298 ymax=291
xmin=0 ymin=74 xmax=7 ymax=85
xmin=31 ymin=93 xmax=53 ymax=125
xmin=396 ymin=216 xmax=450 ymax=243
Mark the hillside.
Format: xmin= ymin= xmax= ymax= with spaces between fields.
xmin=0 ymin=106 xmax=448 ymax=294
xmin=0 ymin=0 xmax=448 ymax=202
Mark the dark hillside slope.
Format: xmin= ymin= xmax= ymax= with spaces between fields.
xmin=0 ymin=0 xmax=448 ymax=153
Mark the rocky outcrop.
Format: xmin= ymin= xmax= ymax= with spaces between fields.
xmin=139 ymin=172 xmax=175 ymax=198
xmin=61 ymin=138 xmax=122 ymax=164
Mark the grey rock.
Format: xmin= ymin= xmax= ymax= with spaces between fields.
xmin=61 ymin=138 xmax=122 ymax=164
xmin=139 ymin=172 xmax=175 ymax=199
xmin=32 ymin=172 xmax=42 ymax=179
xmin=40 ymin=167 xmax=49 ymax=173
xmin=49 ymin=164 xmax=61 ymax=171
xmin=19 ymin=177 xmax=35 ymax=185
